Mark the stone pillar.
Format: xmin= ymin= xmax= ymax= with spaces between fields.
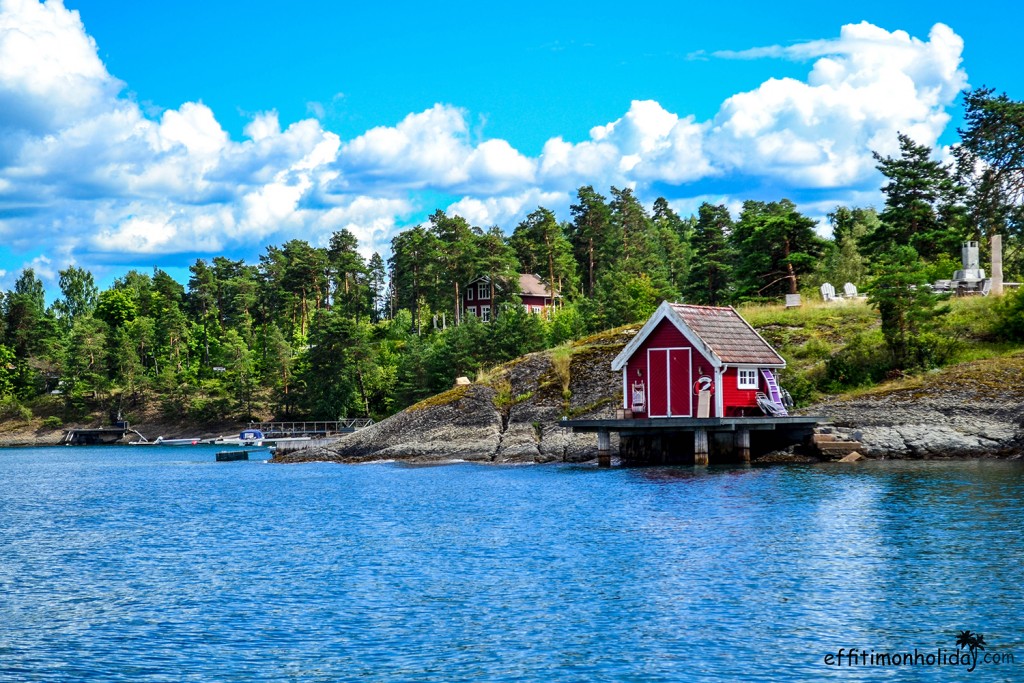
xmin=735 ymin=429 xmax=750 ymax=463
xmin=992 ymin=234 xmax=1004 ymax=296
xmin=694 ymin=429 xmax=709 ymax=466
xmin=597 ymin=430 xmax=612 ymax=468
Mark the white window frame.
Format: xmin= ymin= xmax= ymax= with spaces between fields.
xmin=531 ymin=306 xmax=543 ymax=314
xmin=480 ymin=305 xmax=491 ymax=322
xmin=467 ymin=288 xmax=474 ymax=301
xmin=737 ymin=368 xmax=759 ymax=390
xmin=466 ymin=306 xmax=476 ymax=317
xmin=478 ymin=282 xmax=490 ymax=299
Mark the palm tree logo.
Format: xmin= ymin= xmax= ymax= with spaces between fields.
xmin=956 ymin=630 xmax=986 ymax=655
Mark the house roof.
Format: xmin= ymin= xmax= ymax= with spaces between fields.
xmin=518 ymin=273 xmax=557 ymax=298
xmin=611 ymin=301 xmax=785 ymax=370
xmin=466 ymin=273 xmax=558 ymax=298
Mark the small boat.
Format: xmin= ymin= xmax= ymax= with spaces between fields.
xmin=211 ymin=429 xmax=266 ymax=447
xmin=240 ymin=429 xmax=265 ymax=446
xmin=153 ymin=436 xmax=201 ymax=446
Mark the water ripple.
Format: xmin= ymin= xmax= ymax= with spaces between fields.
xmin=1 ymin=449 xmax=1022 ymax=681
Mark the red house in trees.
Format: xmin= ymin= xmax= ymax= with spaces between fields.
xmin=611 ymin=302 xmax=787 ymax=418
xmin=463 ymin=274 xmax=558 ymax=321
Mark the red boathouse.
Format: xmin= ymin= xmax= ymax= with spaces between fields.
xmin=611 ymin=302 xmax=787 ymax=419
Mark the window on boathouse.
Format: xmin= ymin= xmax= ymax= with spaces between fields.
xmin=737 ymin=368 xmax=758 ymax=390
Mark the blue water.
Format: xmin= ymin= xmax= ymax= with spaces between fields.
xmin=1 ymin=448 xmax=1022 ymax=682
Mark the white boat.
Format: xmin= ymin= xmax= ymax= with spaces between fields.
xmin=153 ymin=436 xmax=202 ymax=446
xmin=210 ymin=429 xmax=266 ymax=447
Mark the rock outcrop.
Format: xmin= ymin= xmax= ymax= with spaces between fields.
xmin=803 ymin=356 xmax=1024 ymax=460
xmin=274 ymin=327 xmax=637 ymax=464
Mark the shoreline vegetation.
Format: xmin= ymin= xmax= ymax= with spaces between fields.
xmin=4 ymin=297 xmax=1024 ymax=462
xmin=3 ymin=297 xmax=1023 ymax=462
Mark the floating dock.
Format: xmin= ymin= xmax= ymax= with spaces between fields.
xmin=216 ymin=450 xmax=255 ymax=462
xmin=562 ymin=416 xmax=822 ymax=466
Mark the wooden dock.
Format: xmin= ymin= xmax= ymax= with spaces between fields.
xmin=562 ymin=416 xmax=822 ymax=467
xmin=246 ymin=420 xmax=373 ymax=437
xmin=61 ymin=427 xmax=133 ymax=445
xmin=216 ymin=450 xmax=259 ymax=462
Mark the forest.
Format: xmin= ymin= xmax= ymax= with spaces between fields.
xmin=2 ymin=87 xmax=1024 ymax=426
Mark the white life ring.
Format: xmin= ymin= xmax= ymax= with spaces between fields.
xmin=693 ymin=376 xmax=714 ymax=395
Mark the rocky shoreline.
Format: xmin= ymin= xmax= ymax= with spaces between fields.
xmin=274 ymin=337 xmax=1024 ymax=465
xmin=805 ymin=356 xmax=1024 ymax=460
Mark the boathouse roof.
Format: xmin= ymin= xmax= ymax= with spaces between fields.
xmin=611 ymin=302 xmax=785 ymax=371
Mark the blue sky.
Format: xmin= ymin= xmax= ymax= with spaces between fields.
xmin=1 ymin=0 xmax=1022 ymax=291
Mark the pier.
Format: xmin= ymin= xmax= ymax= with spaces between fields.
xmin=247 ymin=419 xmax=373 ymax=437
xmin=61 ymin=424 xmax=147 ymax=445
xmin=563 ymin=416 xmax=822 ymax=466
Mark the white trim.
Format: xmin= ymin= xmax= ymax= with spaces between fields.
xmin=480 ymin=304 xmax=491 ymax=322
xmin=611 ymin=301 xmax=786 ymax=371
xmin=613 ymin=302 xmax=719 ymax=371
xmin=645 ymin=346 xmax=691 ymax=418
xmin=467 ymin=288 xmax=474 ymax=301
xmin=737 ymin=368 xmax=759 ymax=390
xmin=646 ymin=348 xmax=667 ymax=417
xmin=676 ymin=348 xmax=693 ymax=417
xmin=622 ymin=369 xmax=629 ymax=410
xmin=714 ymin=366 xmax=724 ymax=417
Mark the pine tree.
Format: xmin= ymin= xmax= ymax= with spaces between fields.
xmin=863 ymin=133 xmax=965 ymax=261
xmin=568 ymin=186 xmax=613 ymax=298
xmin=867 ymin=246 xmax=950 ymax=370
xmin=682 ymin=203 xmax=733 ymax=305
xmin=732 ymin=199 xmax=825 ymax=298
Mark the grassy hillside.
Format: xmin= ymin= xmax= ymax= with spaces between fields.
xmin=739 ymin=295 xmax=1014 ymax=405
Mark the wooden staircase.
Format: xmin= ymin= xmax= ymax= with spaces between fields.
xmin=809 ymin=432 xmax=863 ymax=460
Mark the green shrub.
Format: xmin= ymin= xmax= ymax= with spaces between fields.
xmin=792 ymin=336 xmax=832 ymax=360
xmin=42 ymin=416 xmax=63 ymax=429
xmin=823 ymin=330 xmax=894 ymax=391
xmin=0 ymin=397 xmax=33 ymax=422
xmin=996 ymin=288 xmax=1024 ymax=341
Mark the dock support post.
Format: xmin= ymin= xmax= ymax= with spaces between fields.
xmin=597 ymin=429 xmax=612 ymax=468
xmin=694 ymin=429 xmax=709 ymax=466
xmin=736 ymin=428 xmax=750 ymax=463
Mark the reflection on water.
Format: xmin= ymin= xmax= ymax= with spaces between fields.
xmin=1 ymin=449 xmax=1021 ymax=682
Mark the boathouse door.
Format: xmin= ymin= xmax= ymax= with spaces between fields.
xmin=647 ymin=347 xmax=692 ymax=417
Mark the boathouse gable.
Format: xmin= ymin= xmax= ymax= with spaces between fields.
xmin=613 ymin=302 xmax=785 ymax=418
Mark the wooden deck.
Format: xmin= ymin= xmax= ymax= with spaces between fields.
xmin=562 ymin=416 xmax=823 ymax=467
xmin=563 ymin=416 xmax=821 ymax=433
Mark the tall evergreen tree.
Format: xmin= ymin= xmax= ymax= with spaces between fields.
xmin=956 ymin=87 xmax=1024 ymax=272
xmin=682 ymin=203 xmax=733 ymax=305
xmin=863 ymin=133 xmax=965 ymax=261
xmin=366 ymin=252 xmax=387 ymax=322
xmin=428 ymin=210 xmax=480 ymax=324
xmin=568 ymin=186 xmax=614 ymax=298
xmin=327 ymin=229 xmax=367 ymax=319
xmin=510 ymin=208 xmax=577 ymax=299
xmin=388 ymin=225 xmax=440 ymax=333
xmin=52 ymin=266 xmax=99 ymax=332
xmin=732 ymin=199 xmax=825 ymax=298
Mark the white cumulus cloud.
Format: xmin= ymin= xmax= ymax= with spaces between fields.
xmin=0 ymin=3 xmax=970 ymax=276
